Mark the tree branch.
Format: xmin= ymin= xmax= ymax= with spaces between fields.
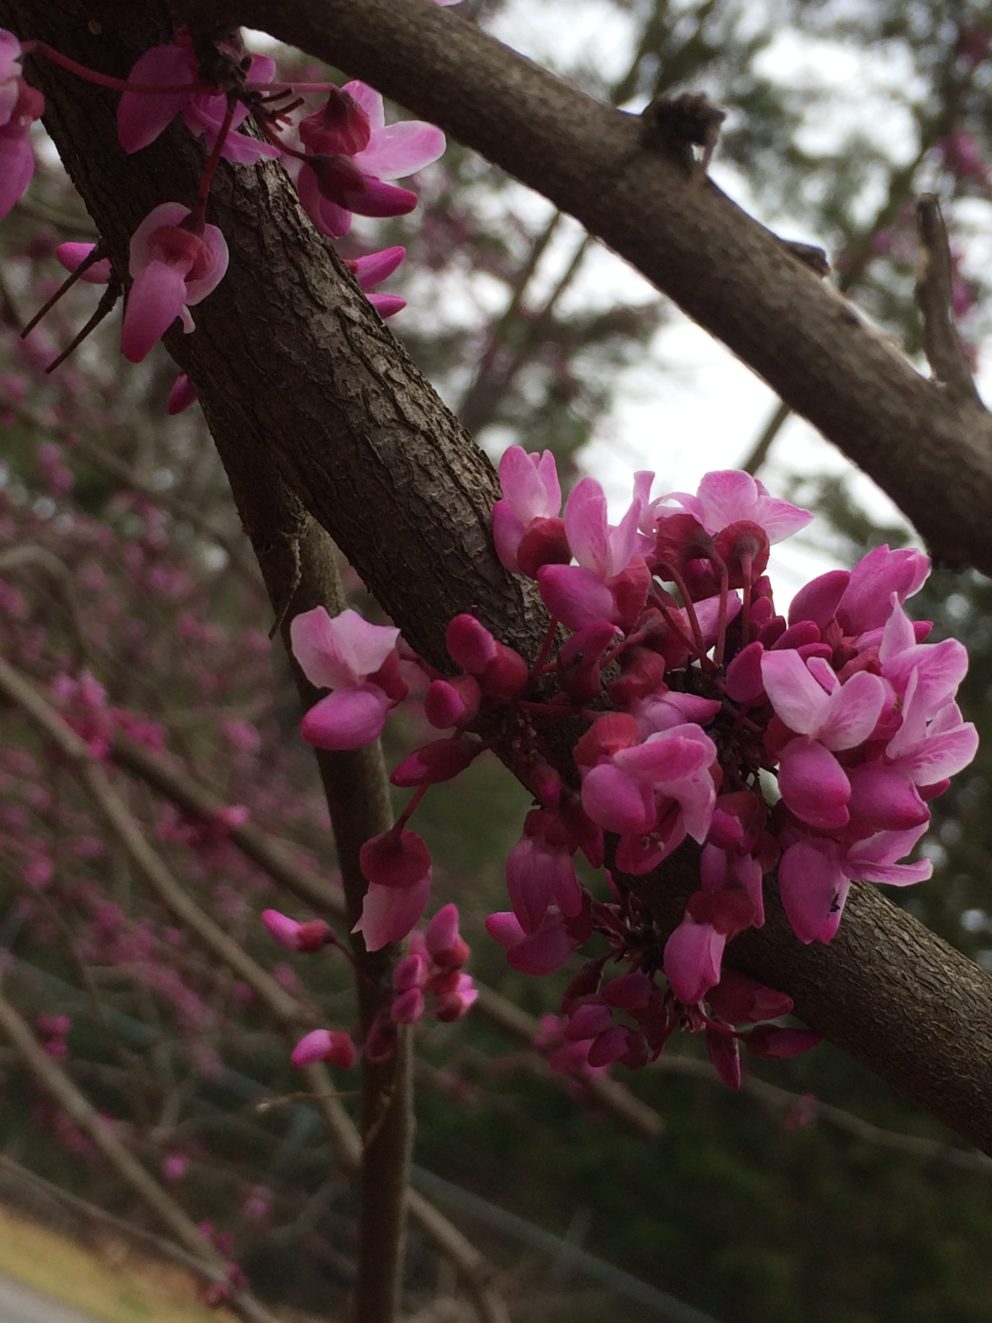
xmin=186 ymin=0 xmax=992 ymax=574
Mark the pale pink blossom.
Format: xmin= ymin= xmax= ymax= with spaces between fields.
xmin=492 ymin=445 xmax=566 ymax=575
xmin=122 ymin=203 xmax=229 ymax=362
xmin=0 ymin=76 xmax=43 ymax=219
xmin=290 ymin=1028 xmax=357 ymax=1069
xmin=117 ymin=36 xmax=278 ymax=162
xmin=293 ymin=81 xmax=445 ymax=238
xmin=290 ymin=606 xmax=404 ymax=749
xmin=649 ymin=470 xmax=811 ymax=544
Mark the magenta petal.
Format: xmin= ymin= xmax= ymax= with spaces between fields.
xmin=847 ymin=764 xmax=928 ymax=830
xmin=565 ymin=477 xmax=610 ymax=576
xmin=354 ymin=875 xmax=431 ymax=951
xmin=351 ymin=245 xmax=406 ymax=288
xmin=297 ymin=164 xmax=352 ymax=238
xmin=664 ymin=917 xmax=725 ymax=1003
xmin=760 ymin=650 xmax=827 ymax=734
xmin=581 ymin=764 xmax=655 ymax=834
xmin=354 ymin=121 xmax=446 ymax=178
xmin=778 ymin=839 xmax=848 ymax=943
xmin=898 ymin=721 xmax=978 ymax=782
xmin=368 ymin=293 xmax=406 ymax=318
xmin=778 ymin=740 xmax=850 ymax=830
xmin=121 ymin=261 xmax=189 ymax=362
xmin=300 ymin=685 xmax=389 ymax=749
xmin=0 ymin=130 xmax=33 ymax=219
xmin=819 ymin=671 xmax=886 ymax=750
xmin=117 ymin=44 xmax=193 ymax=152
xmin=290 ymin=606 xmax=399 ymax=689
xmin=56 ymin=242 xmax=112 ymax=284
xmin=537 ymin=563 xmax=616 ymax=629
xmin=506 ymin=919 xmax=574 ymax=976
xmin=788 ymin=570 xmax=850 ymax=629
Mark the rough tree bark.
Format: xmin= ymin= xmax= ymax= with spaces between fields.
xmin=6 ymin=0 xmax=992 ymax=1155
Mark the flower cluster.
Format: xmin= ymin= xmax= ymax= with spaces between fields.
xmin=1 ymin=19 xmax=453 ymax=382
xmin=290 ymin=456 xmax=977 ymax=1085
xmin=265 ymin=902 xmax=475 ymax=1071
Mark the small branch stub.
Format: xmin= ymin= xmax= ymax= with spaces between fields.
xmin=640 ymin=91 xmax=726 ymax=181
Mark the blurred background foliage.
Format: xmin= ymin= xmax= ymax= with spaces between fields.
xmin=2 ymin=0 xmax=992 ymax=1320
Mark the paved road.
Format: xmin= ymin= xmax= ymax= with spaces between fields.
xmin=0 ymin=1275 xmax=98 ymax=1323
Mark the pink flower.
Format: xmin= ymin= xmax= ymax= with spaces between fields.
xmin=0 ymin=73 xmax=44 ymax=220
xmin=56 ymin=242 xmax=113 ymax=284
xmin=778 ymin=826 xmax=933 ymax=943
xmin=122 ymin=203 xmax=229 ymax=362
xmin=492 ymin=446 xmax=567 ymax=575
xmin=537 ymin=471 xmax=653 ymax=629
xmin=663 ymin=890 xmax=756 ymax=1003
xmin=290 ymin=606 xmax=405 ymax=749
xmin=294 ymin=81 xmax=444 ymax=239
xmin=354 ymin=828 xmax=433 ymax=951
xmin=346 ymin=245 xmax=407 ymax=318
xmin=290 ymin=1028 xmax=357 ymax=1069
xmin=649 ymin=470 xmax=811 ymax=544
xmin=261 ymin=910 xmax=332 ymax=953
xmin=0 ymin=29 xmax=22 ymax=126
xmin=117 ymin=36 xmax=278 ymax=163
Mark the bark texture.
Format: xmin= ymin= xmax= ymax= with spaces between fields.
xmin=6 ymin=0 xmax=992 ymax=1155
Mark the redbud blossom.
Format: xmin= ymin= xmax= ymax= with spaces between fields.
xmin=122 ymin=203 xmax=229 ymax=363
xmin=290 ymin=1028 xmax=357 ymax=1069
xmin=290 ymin=606 xmax=404 ymax=750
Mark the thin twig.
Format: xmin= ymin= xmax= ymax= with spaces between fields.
xmin=0 ymin=656 xmax=509 ymax=1323
xmin=915 ymin=194 xmax=985 ymax=406
xmin=0 ymin=991 xmax=282 ymax=1323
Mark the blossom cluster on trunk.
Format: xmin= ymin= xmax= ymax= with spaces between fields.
xmin=288 ymin=457 xmax=977 ymax=1087
xmin=1 ymin=17 xmax=452 ymax=389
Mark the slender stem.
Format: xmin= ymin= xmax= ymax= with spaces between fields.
xmin=24 ymin=41 xmax=209 ymax=93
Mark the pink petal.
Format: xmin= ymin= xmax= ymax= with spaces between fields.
xmin=354 ymin=121 xmax=446 ymax=178
xmin=498 ymin=446 xmax=560 ymax=521
xmin=121 ymin=261 xmax=189 ymax=362
xmin=818 ymin=670 xmax=886 ymax=750
xmin=581 ymin=764 xmax=656 ymax=834
xmin=664 ymin=917 xmax=725 ymax=1002
xmin=564 ymin=477 xmax=610 ymax=577
xmin=354 ymin=875 xmax=432 ymax=951
xmin=297 ymin=164 xmax=352 ymax=238
xmin=778 ymin=839 xmax=849 ymax=943
xmin=117 ymin=44 xmax=194 ymax=152
xmin=0 ymin=130 xmax=34 ymax=219
xmin=778 ymin=740 xmax=850 ymax=830
xmin=300 ymin=685 xmax=390 ymax=749
xmin=788 ymin=570 xmax=850 ymax=629
xmin=760 ymin=650 xmax=827 ymax=734
xmin=847 ymin=763 xmax=928 ymax=831
xmin=56 ymin=242 xmax=112 ymax=284
xmin=342 ymin=80 xmax=385 ymax=130
xmin=290 ymin=606 xmax=399 ymax=689
xmin=291 ymin=1028 xmax=357 ymax=1068
xmin=351 ymin=245 xmax=406 ymax=288
xmin=368 ymin=293 xmax=406 ymax=318
xmin=537 ymin=563 xmax=616 ymax=629
xmin=182 ymin=223 xmax=229 ymax=305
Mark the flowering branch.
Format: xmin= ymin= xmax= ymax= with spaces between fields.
xmin=182 ymin=0 xmax=992 ymax=576
xmin=0 ymin=993 xmax=280 ymax=1323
